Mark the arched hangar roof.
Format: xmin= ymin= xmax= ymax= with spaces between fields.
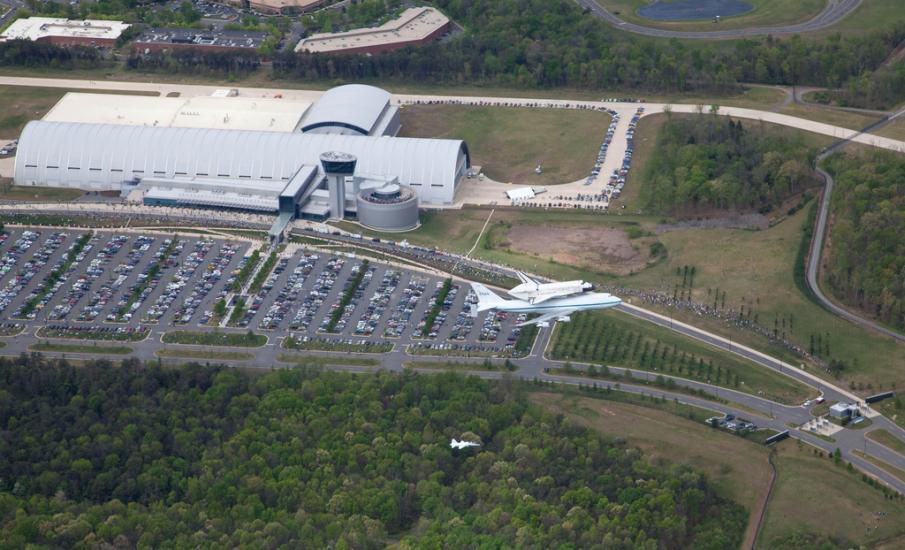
xmin=301 ymin=84 xmax=391 ymax=135
xmin=15 ymin=121 xmax=470 ymax=193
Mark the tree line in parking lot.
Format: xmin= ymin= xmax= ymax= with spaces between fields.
xmin=823 ymin=151 xmax=905 ymax=332
xmin=638 ymin=114 xmax=819 ymax=214
xmin=272 ymin=0 xmax=905 ymax=97
xmin=0 ymin=355 xmax=746 ymax=548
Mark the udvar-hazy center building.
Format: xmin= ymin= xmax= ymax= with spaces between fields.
xmin=14 ymin=84 xmax=471 ymax=232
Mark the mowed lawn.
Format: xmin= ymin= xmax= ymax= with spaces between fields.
xmin=595 ymin=0 xmax=826 ymax=32
xmin=758 ymin=441 xmax=905 ymax=549
xmin=399 ymin=104 xmax=610 ymax=186
xmin=531 ymin=392 xmax=772 ymax=515
xmin=534 ymin=391 xmax=905 ymax=549
xmin=623 ymin=206 xmax=905 ymax=392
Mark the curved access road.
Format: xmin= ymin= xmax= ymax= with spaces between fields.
xmin=574 ymin=0 xmax=862 ymax=39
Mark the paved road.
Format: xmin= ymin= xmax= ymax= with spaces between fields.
xmin=805 ymin=106 xmax=905 ymax=343
xmin=574 ymin=0 xmax=862 ymax=39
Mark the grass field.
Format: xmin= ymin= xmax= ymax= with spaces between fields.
xmin=30 ymin=342 xmax=132 ymax=355
xmin=759 ymin=440 xmax=905 ymax=548
xmin=399 ymin=104 xmax=611 ymax=186
xmin=854 ymin=450 xmax=905 ymax=484
xmin=550 ymin=308 xmax=815 ymax=404
xmin=405 ymin=360 xmax=516 ymax=372
xmin=531 ymin=392 xmax=771 ymax=512
xmin=156 ymin=349 xmax=254 ymax=361
xmin=277 ymin=353 xmax=380 ymax=367
xmin=779 ymin=103 xmax=882 ymax=130
xmin=162 ymin=330 xmax=267 ymax=347
xmin=804 ymin=0 xmax=905 ymax=38
xmin=595 ymin=0 xmax=826 ymax=33
xmin=622 ymin=205 xmax=905 ymax=391
xmin=0 ymin=182 xmax=84 ymax=202
xmin=873 ymin=117 xmax=905 ymax=141
xmin=867 ymin=429 xmax=905 ymax=457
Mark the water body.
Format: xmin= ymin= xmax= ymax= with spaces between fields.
xmin=638 ymin=0 xmax=754 ymax=21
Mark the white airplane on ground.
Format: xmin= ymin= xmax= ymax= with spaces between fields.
xmin=471 ymin=272 xmax=622 ymax=327
xmin=450 ymin=438 xmax=481 ymax=450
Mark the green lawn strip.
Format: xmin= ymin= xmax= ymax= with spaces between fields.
xmin=324 ymin=260 xmax=370 ymax=333
xmin=248 ymin=251 xmax=277 ymax=294
xmin=232 ymin=249 xmax=261 ymax=292
xmin=405 ymin=359 xmax=518 ymax=372
xmin=550 ymin=364 xmax=731 ymax=406
xmin=156 ymin=349 xmax=254 ymax=361
xmin=420 ymin=278 xmax=453 ymax=338
xmin=277 ymin=353 xmax=380 ymax=367
xmin=115 ymin=236 xmax=179 ymax=321
xmin=0 ymin=324 xmax=24 ymax=336
xmin=162 ymin=330 xmax=266 ymax=347
xmin=30 ymin=342 xmax=132 ymax=355
xmin=408 ymin=346 xmax=521 ymax=359
xmin=514 ymin=323 xmax=539 ymax=356
xmin=283 ymin=336 xmax=392 ymax=354
xmin=227 ymin=296 xmax=247 ymax=327
xmin=865 ymin=429 xmax=905 ymax=457
xmin=36 ymin=326 xmax=150 ymax=342
xmin=550 ymin=309 xmax=815 ymax=405
xmin=853 ymin=450 xmax=905 ymax=484
xmin=18 ymin=231 xmax=92 ymax=317
xmin=0 ymin=185 xmax=84 ymax=202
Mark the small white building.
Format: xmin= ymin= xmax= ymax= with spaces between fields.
xmin=829 ymin=402 xmax=861 ymax=420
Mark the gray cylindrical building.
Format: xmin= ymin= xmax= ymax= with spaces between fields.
xmin=356 ymin=183 xmax=419 ymax=232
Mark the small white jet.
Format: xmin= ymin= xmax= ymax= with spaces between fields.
xmin=450 ymin=438 xmax=481 ymax=450
xmin=471 ymin=273 xmax=621 ymax=327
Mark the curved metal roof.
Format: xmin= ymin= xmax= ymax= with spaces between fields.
xmin=15 ymin=121 xmax=469 ymax=201
xmin=301 ymin=84 xmax=390 ymax=135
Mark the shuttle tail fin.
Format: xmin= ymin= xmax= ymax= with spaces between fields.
xmin=471 ymin=283 xmax=507 ymax=312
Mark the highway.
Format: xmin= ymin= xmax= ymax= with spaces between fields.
xmin=572 ymin=0 xmax=863 ymax=40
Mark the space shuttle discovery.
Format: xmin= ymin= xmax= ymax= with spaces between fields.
xmin=471 ymin=272 xmax=621 ymax=327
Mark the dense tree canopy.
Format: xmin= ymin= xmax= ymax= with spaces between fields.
xmin=824 ymin=152 xmax=905 ymax=331
xmin=639 ymin=114 xmax=819 ymax=214
xmin=273 ymin=0 xmax=905 ymax=94
xmin=0 ymin=355 xmax=746 ymax=548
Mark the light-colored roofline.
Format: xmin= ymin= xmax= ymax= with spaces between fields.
xmin=295 ymin=6 xmax=449 ymax=53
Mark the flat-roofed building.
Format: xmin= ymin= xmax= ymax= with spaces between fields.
xmin=0 ymin=17 xmax=130 ymax=48
xmin=133 ymin=28 xmax=267 ymax=54
xmin=244 ymin=0 xmax=324 ymax=15
xmin=296 ymin=6 xmax=450 ymax=55
xmin=44 ymin=92 xmax=312 ymax=133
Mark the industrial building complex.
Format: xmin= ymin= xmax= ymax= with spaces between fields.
xmin=14 ymin=84 xmax=469 ymax=234
xmin=0 ymin=18 xmax=130 ymax=48
xmin=295 ymin=7 xmax=450 ymax=55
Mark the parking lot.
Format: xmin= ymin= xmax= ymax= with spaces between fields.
xmin=0 ymin=227 xmax=531 ymax=357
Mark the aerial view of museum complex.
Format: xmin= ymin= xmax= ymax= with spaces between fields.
xmin=1 ymin=0 xmax=905 ymax=547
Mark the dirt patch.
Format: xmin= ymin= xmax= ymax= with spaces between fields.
xmin=505 ymin=224 xmax=649 ymax=275
xmin=656 ymin=213 xmax=769 ymax=233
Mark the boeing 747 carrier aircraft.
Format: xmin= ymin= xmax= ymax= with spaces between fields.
xmin=471 ymin=272 xmax=621 ymax=327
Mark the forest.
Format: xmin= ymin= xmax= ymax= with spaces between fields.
xmin=638 ymin=114 xmax=819 ymax=214
xmin=273 ymin=0 xmax=905 ymax=97
xmin=0 ymin=355 xmax=747 ymax=548
xmin=824 ymin=151 xmax=905 ymax=331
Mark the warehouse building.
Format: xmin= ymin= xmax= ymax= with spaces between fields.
xmin=0 ymin=18 xmax=130 ymax=48
xmin=295 ymin=7 xmax=450 ymax=55
xmin=14 ymin=83 xmax=469 ymax=232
